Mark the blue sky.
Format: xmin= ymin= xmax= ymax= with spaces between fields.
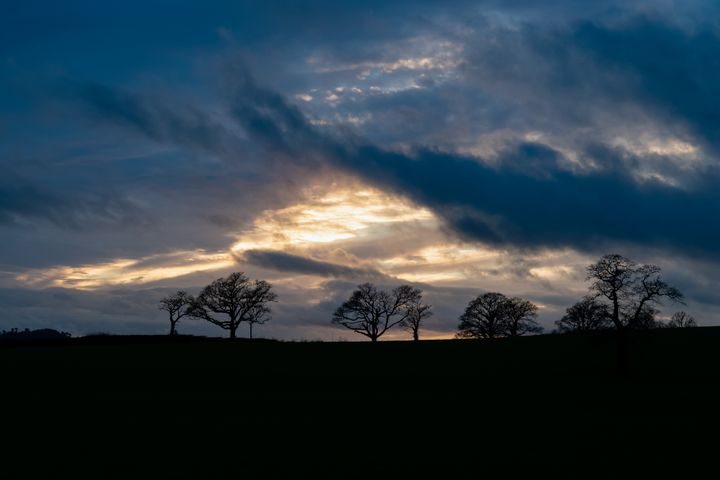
xmin=1 ymin=0 xmax=719 ymax=339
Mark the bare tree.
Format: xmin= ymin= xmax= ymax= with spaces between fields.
xmin=457 ymin=292 xmax=509 ymax=339
xmin=555 ymin=297 xmax=611 ymax=333
xmin=246 ymin=303 xmax=272 ymax=339
xmin=587 ymin=254 xmax=683 ymax=331
xmin=667 ymin=311 xmax=697 ymax=328
xmin=587 ymin=254 xmax=637 ymax=331
xmin=458 ymin=293 xmax=542 ymax=339
xmin=331 ymin=283 xmax=421 ymax=342
xmin=159 ymin=290 xmax=192 ymax=336
xmin=626 ymin=264 xmax=683 ymax=329
xmin=632 ymin=305 xmax=660 ymax=330
xmin=401 ymin=294 xmax=433 ymax=341
xmin=504 ymin=297 xmax=542 ymax=336
xmin=189 ymin=272 xmax=277 ymax=339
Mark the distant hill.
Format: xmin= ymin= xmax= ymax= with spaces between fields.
xmin=0 ymin=328 xmax=71 ymax=342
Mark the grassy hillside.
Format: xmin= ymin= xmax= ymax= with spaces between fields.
xmin=3 ymin=328 xmax=719 ymax=477
xmin=3 ymin=326 xmax=720 ymax=382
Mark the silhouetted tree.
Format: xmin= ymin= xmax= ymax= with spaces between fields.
xmin=504 ymin=297 xmax=542 ymax=336
xmin=587 ymin=254 xmax=683 ymax=331
xmin=586 ymin=254 xmax=637 ymax=331
xmin=667 ymin=311 xmax=697 ymax=328
xmin=401 ymin=293 xmax=433 ymax=341
xmin=189 ymin=272 xmax=277 ymax=339
xmin=555 ymin=297 xmax=611 ymax=333
xmin=331 ymin=283 xmax=421 ymax=342
xmin=632 ymin=305 xmax=660 ymax=330
xmin=626 ymin=264 xmax=683 ymax=329
xmin=458 ymin=293 xmax=542 ymax=338
xmin=246 ymin=303 xmax=272 ymax=339
xmin=159 ymin=290 xmax=193 ymax=336
xmin=457 ymin=292 xmax=509 ymax=339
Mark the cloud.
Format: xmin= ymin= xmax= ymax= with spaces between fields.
xmin=568 ymin=18 xmax=720 ymax=152
xmin=343 ymin=144 xmax=720 ymax=256
xmin=6 ymin=0 xmax=720 ymax=336
xmin=0 ymin=172 xmax=144 ymax=229
xmin=240 ymin=249 xmax=383 ymax=279
xmin=71 ymin=46 xmax=720 ymax=259
xmin=459 ymin=15 xmax=720 ymax=155
xmin=76 ymin=83 xmax=234 ymax=155
xmin=205 ymin=66 xmax=720 ymax=257
xmin=0 ymin=287 xmax=174 ymax=336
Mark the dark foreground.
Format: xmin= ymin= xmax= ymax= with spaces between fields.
xmin=3 ymin=328 xmax=720 ymax=477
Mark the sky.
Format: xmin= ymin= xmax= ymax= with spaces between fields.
xmin=2 ymin=0 xmax=720 ymax=340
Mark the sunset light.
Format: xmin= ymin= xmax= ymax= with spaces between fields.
xmin=2 ymin=0 xmax=717 ymax=342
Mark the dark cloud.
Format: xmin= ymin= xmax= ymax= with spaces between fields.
xmin=240 ymin=249 xmax=383 ymax=279
xmin=72 ymin=50 xmax=720 ymax=258
xmin=205 ymin=68 xmax=720 ymax=257
xmin=342 ymin=145 xmax=720 ymax=255
xmin=76 ymin=84 xmax=233 ymax=155
xmin=463 ymin=16 xmax=720 ymax=154
xmin=0 ymin=174 xmax=63 ymax=224
xmin=0 ymin=172 xmax=144 ymax=228
xmin=569 ymin=18 xmax=720 ymax=151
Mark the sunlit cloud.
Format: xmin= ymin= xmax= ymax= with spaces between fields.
xmin=17 ymin=185 xmax=438 ymax=289
xmin=230 ymin=186 xmax=436 ymax=253
xmin=300 ymin=37 xmax=463 ymax=108
xmin=613 ymin=136 xmax=698 ymax=158
xmin=16 ymin=251 xmax=235 ymax=289
xmin=308 ymin=39 xmax=462 ymax=75
xmin=16 ymin=181 xmax=598 ymax=303
xmin=528 ymin=265 xmax=576 ymax=281
xmin=395 ymin=271 xmax=467 ymax=283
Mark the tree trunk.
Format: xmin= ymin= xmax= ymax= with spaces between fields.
xmin=615 ymin=329 xmax=628 ymax=376
xmin=612 ymin=296 xmax=622 ymax=330
xmin=370 ymin=335 xmax=378 ymax=342
xmin=229 ymin=327 xmax=237 ymax=339
xmin=413 ymin=329 xmax=419 ymax=341
xmin=169 ymin=322 xmax=176 ymax=336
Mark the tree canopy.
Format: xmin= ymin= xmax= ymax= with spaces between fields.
xmin=158 ymin=290 xmax=193 ymax=336
xmin=331 ymin=283 xmax=426 ymax=342
xmin=587 ymin=254 xmax=683 ymax=331
xmin=555 ymin=297 xmax=612 ymax=333
xmin=457 ymin=292 xmax=541 ymax=339
xmin=189 ymin=272 xmax=277 ymax=339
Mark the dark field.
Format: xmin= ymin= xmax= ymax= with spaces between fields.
xmin=3 ymin=329 xmax=720 ymax=477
